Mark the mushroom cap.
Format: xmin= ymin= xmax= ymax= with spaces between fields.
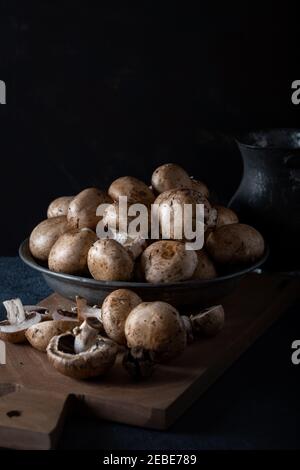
xmin=206 ymin=223 xmax=265 ymax=265
xmin=47 ymin=333 xmax=118 ymax=379
xmin=75 ymin=296 xmax=102 ymax=324
xmin=155 ymin=188 xmax=217 ymax=240
xmin=48 ymin=228 xmax=98 ymax=275
xmin=214 ymin=205 xmax=239 ymax=227
xmin=190 ymin=305 xmax=225 ymax=337
xmin=192 ymin=249 xmax=217 ymax=280
xmin=87 ymin=239 xmax=134 ymax=281
xmin=108 ymin=176 xmax=155 ymax=207
xmin=125 ymin=301 xmax=187 ymax=362
xmin=189 ymin=178 xmax=210 ymax=198
xmin=67 ymin=187 xmax=112 ymax=230
xmin=109 ymin=230 xmax=147 ymax=260
xmin=25 ymin=319 xmax=78 ymax=352
xmin=151 ymin=163 xmax=191 ymax=194
xmin=141 ymin=240 xmax=197 ymax=283
xmin=0 ymin=312 xmax=42 ymax=344
xmin=102 ymin=289 xmax=142 ymax=345
xmin=47 ymin=196 xmax=74 ymax=218
xmin=29 ymin=216 xmax=69 ymax=261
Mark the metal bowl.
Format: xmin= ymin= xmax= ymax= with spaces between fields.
xmin=19 ymin=239 xmax=268 ymax=309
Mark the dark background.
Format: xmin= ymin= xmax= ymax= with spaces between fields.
xmin=0 ymin=2 xmax=299 ymax=255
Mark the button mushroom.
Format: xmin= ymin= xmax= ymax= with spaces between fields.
xmin=192 ymin=249 xmax=217 ymax=280
xmin=214 ymin=205 xmax=239 ymax=227
xmin=141 ymin=240 xmax=198 ymax=283
xmin=88 ymin=239 xmax=134 ymax=281
xmin=108 ymin=176 xmax=155 ymax=207
xmin=48 ymin=228 xmax=98 ymax=275
xmin=151 ymin=163 xmax=209 ymax=197
xmin=25 ymin=319 xmax=78 ymax=352
xmin=47 ymin=196 xmax=74 ymax=218
xmin=0 ymin=299 xmax=42 ymax=343
xmin=189 ymin=178 xmax=210 ymax=198
xmin=182 ymin=305 xmax=225 ymax=339
xmin=155 ymin=188 xmax=217 ymax=241
xmin=29 ymin=216 xmax=69 ymax=262
xmin=102 ymin=289 xmax=142 ymax=345
xmin=47 ymin=331 xmax=118 ymax=379
xmin=124 ymin=301 xmax=187 ymax=362
xmin=206 ymin=223 xmax=265 ymax=265
xmin=151 ymin=163 xmax=192 ymax=194
xmin=67 ymin=187 xmax=112 ymax=230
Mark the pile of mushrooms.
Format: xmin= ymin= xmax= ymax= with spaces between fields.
xmin=28 ymin=163 xmax=265 ymax=283
xmin=1 ymin=291 xmax=224 ymax=380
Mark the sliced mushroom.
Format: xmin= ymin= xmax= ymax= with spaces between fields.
xmin=47 ymin=333 xmax=118 ymax=379
xmin=25 ymin=320 xmax=78 ymax=352
xmin=141 ymin=240 xmax=197 ymax=283
xmin=47 ymin=196 xmax=74 ymax=218
xmin=75 ymin=296 xmax=102 ymax=323
xmin=102 ymin=289 xmax=142 ymax=345
xmin=125 ymin=301 xmax=187 ymax=362
xmin=0 ymin=298 xmax=42 ymax=343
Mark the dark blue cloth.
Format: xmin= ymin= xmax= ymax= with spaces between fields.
xmin=1 ymin=258 xmax=300 ymax=450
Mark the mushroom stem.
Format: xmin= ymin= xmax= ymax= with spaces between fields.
xmin=182 ymin=305 xmax=225 ymax=338
xmin=3 ymin=298 xmax=26 ymax=324
xmin=73 ymin=318 xmax=102 ymax=354
xmin=122 ymin=347 xmax=155 ymax=379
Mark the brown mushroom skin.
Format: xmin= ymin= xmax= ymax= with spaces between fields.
xmin=0 ymin=325 xmax=26 ymax=344
xmin=151 ymin=163 xmax=191 ymax=194
xmin=125 ymin=301 xmax=187 ymax=362
xmin=87 ymin=239 xmax=134 ymax=281
xmin=141 ymin=240 xmax=198 ymax=283
xmin=189 ymin=178 xmax=210 ymax=198
xmin=192 ymin=249 xmax=217 ymax=280
xmin=108 ymin=176 xmax=155 ymax=207
xmin=206 ymin=223 xmax=265 ymax=265
xmin=25 ymin=320 xmax=78 ymax=352
xmin=29 ymin=216 xmax=69 ymax=261
xmin=102 ymin=289 xmax=142 ymax=345
xmin=155 ymin=188 xmax=217 ymax=240
xmin=67 ymin=187 xmax=112 ymax=230
xmin=47 ymin=334 xmax=118 ymax=379
xmin=47 ymin=196 xmax=74 ymax=218
xmin=48 ymin=229 xmax=98 ymax=275
xmin=214 ymin=205 xmax=239 ymax=227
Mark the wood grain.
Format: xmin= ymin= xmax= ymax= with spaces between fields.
xmin=0 ymin=273 xmax=299 ymax=449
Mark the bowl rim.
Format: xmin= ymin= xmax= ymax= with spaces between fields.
xmin=19 ymin=238 xmax=269 ymax=290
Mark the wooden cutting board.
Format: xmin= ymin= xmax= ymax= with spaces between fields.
xmin=0 ymin=273 xmax=299 ymax=450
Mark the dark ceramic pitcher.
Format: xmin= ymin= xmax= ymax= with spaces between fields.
xmin=229 ymin=129 xmax=300 ymax=270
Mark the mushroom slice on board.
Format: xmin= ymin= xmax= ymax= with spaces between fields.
xmin=25 ymin=319 xmax=79 ymax=352
xmin=0 ymin=298 xmax=42 ymax=343
xmin=47 ymin=332 xmax=118 ymax=379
